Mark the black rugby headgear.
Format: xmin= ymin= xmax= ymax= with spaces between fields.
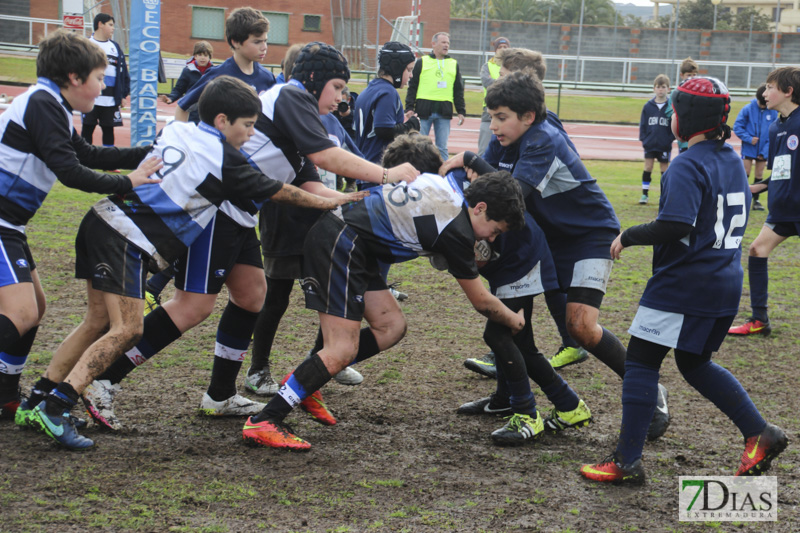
xmin=378 ymin=41 xmax=415 ymax=88
xmin=291 ymin=42 xmax=350 ymax=100
xmin=672 ymin=76 xmax=731 ymax=142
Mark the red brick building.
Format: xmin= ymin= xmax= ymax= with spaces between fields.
xmin=28 ymin=0 xmax=450 ymax=68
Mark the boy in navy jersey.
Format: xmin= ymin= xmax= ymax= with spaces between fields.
xmin=461 ymin=47 xmax=588 ymax=375
xmin=729 ymin=67 xmax=800 ymax=337
xmin=446 ymin=169 xmax=592 ymax=445
xmin=0 ymin=30 xmax=156 ymax=420
xmin=242 ymin=134 xmax=526 ymax=450
xmin=439 ymin=72 xmax=675 ymax=440
xmin=174 ymin=7 xmax=274 ymax=122
xmin=581 ymin=77 xmax=787 ymax=484
xmin=20 ymin=76 xmax=364 ymax=449
xmin=638 ymin=74 xmax=673 ymax=205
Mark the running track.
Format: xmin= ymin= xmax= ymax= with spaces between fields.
xmin=0 ymin=84 xmax=742 ymax=160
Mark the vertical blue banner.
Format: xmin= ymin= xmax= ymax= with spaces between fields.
xmin=129 ymin=0 xmax=160 ymax=146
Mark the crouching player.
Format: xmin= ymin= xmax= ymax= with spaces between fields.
xmin=242 ymin=133 xmax=527 ymax=450
xmin=580 ymin=77 xmax=788 ymax=484
xmin=446 ymin=170 xmax=592 ymax=445
xmin=19 ymin=76 xmax=365 ymax=449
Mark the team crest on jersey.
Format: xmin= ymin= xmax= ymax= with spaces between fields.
xmin=787 ymin=135 xmax=799 ymax=150
xmin=15 ymin=258 xmax=27 ymax=268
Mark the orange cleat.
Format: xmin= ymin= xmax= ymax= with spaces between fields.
xmin=242 ymin=417 xmax=311 ymax=451
xmin=735 ymin=423 xmax=788 ymax=476
xmin=281 ymin=373 xmax=337 ymax=426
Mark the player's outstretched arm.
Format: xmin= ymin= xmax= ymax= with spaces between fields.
xmin=308 ymin=147 xmax=419 ymax=184
xmin=457 ymin=277 xmax=524 ymax=334
xmin=271 ymin=183 xmax=367 ymax=210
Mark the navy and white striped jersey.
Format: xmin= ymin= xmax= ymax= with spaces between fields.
xmin=245 ymin=81 xmax=336 ymax=257
xmin=0 ymin=78 xmax=144 ymax=233
xmin=641 ymin=140 xmax=750 ymax=317
xmin=335 ymin=172 xmax=479 ymax=280
xmin=92 ymin=121 xmax=283 ymax=270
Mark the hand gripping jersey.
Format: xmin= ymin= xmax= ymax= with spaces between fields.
xmin=335 ymin=172 xmax=479 ymax=280
xmin=640 ymin=140 xmax=750 ymax=317
xmin=92 ymin=121 xmax=282 ymax=270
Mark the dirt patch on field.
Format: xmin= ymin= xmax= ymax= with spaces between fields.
xmin=1 ymin=251 xmax=798 ymax=533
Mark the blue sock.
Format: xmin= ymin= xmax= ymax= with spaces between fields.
xmin=540 ymin=375 xmax=580 ymax=412
xmin=749 ymin=256 xmax=769 ymax=322
xmin=615 ymin=360 xmax=660 ymax=465
xmin=208 ymin=302 xmax=258 ymax=401
xmin=505 ymin=375 xmax=536 ymax=415
xmin=681 ymin=361 xmax=766 ymax=439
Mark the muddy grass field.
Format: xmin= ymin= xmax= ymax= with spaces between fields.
xmin=1 ymin=162 xmax=798 ymax=532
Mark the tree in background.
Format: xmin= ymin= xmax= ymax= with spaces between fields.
xmin=556 ymin=0 xmax=616 ymax=25
xmin=732 ymin=7 xmax=772 ymax=32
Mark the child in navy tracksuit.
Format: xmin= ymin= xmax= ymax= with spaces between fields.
xmin=638 ymin=74 xmax=674 ymax=205
xmin=733 ymin=85 xmax=777 ymax=211
xmin=159 ymin=41 xmax=214 ymax=123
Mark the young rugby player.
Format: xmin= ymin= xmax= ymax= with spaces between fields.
xmin=581 ymin=77 xmax=787 ymax=483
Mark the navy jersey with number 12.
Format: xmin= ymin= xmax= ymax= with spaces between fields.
xmin=640 ymin=140 xmax=751 ymax=317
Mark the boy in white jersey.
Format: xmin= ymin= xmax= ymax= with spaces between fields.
xmin=21 ymin=76 xmax=365 ymax=450
xmin=242 ymin=133 xmax=527 ymax=450
xmin=81 ymin=13 xmax=129 ymax=147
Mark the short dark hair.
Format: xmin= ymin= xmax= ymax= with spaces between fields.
xmin=381 ymin=133 xmax=442 ymax=175
xmin=198 ymin=75 xmax=261 ymax=124
xmin=766 ymin=67 xmax=800 ymax=105
xmin=193 ymin=41 xmax=213 ymax=57
xmin=653 ymin=74 xmax=670 ymax=87
xmin=93 ymin=13 xmax=114 ymax=31
xmin=464 ymin=171 xmax=525 ymax=231
xmin=37 ymin=29 xmax=107 ymax=88
xmin=680 ymin=57 xmax=699 ymax=75
xmin=755 ymin=84 xmax=767 ymax=106
xmin=498 ymin=48 xmax=546 ymax=80
xmin=485 ymin=70 xmax=546 ymax=125
xmin=226 ymin=7 xmax=269 ymax=48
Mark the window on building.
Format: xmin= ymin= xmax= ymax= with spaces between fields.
xmin=303 ymin=15 xmax=322 ymax=32
xmin=262 ymin=12 xmax=289 ymax=45
xmin=191 ymin=7 xmax=225 ymax=40
xmin=773 ymin=7 xmax=784 ymax=21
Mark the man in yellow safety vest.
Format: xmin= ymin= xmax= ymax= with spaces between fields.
xmin=405 ymin=32 xmax=466 ymax=160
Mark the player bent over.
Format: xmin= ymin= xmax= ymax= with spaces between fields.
xmin=243 ymin=133 xmax=526 ymax=450
xmin=446 ymin=170 xmax=592 ymax=445
xmin=580 ymin=77 xmax=787 ymax=484
xmin=19 ymin=76 xmax=365 ymax=449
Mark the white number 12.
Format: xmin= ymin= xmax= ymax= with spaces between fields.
xmin=713 ymin=192 xmax=746 ymax=249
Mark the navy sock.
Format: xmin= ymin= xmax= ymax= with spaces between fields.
xmin=681 ymin=360 xmax=766 ymax=439
xmin=45 ymin=382 xmax=79 ymax=416
xmin=98 ymin=306 xmax=182 ymax=384
xmin=353 ymin=328 xmax=381 ymax=364
xmin=540 ymin=375 xmax=580 ymax=413
xmin=748 ymin=256 xmax=769 ymax=322
xmin=253 ymin=352 xmax=331 ymax=423
xmin=588 ymin=328 xmax=627 ymax=378
xmin=28 ymin=377 xmax=57 ymax=406
xmin=207 ymin=302 xmax=258 ymax=401
xmin=544 ymin=291 xmax=578 ymax=348
xmin=615 ymin=360 xmax=660 ymax=465
xmin=642 ymin=170 xmax=652 ymax=195
xmin=506 ymin=377 xmax=536 ymax=415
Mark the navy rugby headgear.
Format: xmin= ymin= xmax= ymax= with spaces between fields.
xmin=672 ymin=76 xmax=731 ymax=142
xmin=291 ymin=42 xmax=350 ymax=100
xmin=378 ymin=41 xmax=415 ymax=89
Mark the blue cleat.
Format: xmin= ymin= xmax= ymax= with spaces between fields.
xmin=16 ymin=396 xmax=87 ymax=430
xmin=31 ymin=401 xmax=94 ymax=450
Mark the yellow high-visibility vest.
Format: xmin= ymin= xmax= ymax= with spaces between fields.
xmin=416 ymin=55 xmax=458 ymax=102
xmin=483 ymin=60 xmax=501 ymax=100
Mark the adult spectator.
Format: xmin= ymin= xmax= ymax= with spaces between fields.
xmin=478 ymin=37 xmax=509 ymax=156
xmin=405 ymin=32 xmax=465 ymax=160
